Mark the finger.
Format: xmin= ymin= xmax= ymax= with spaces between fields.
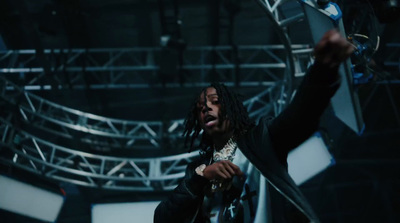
xmin=221 ymin=161 xmax=236 ymax=175
xmin=318 ymin=38 xmax=353 ymax=65
xmin=336 ymin=45 xmax=353 ymax=62
xmin=345 ymin=45 xmax=355 ymax=57
xmin=314 ymin=39 xmax=334 ymax=62
xmin=325 ymin=29 xmax=339 ymax=37
xmin=319 ymin=32 xmax=342 ymax=52
xmin=219 ymin=166 xmax=232 ymax=179
xmin=320 ymin=29 xmax=337 ymax=43
xmin=328 ymin=38 xmax=353 ymax=63
xmin=342 ymin=40 xmax=355 ymax=56
xmin=227 ymin=162 xmax=244 ymax=176
xmin=315 ymin=29 xmax=344 ymax=52
xmin=314 ymin=37 xmax=328 ymax=52
xmin=315 ymin=29 xmax=339 ymax=51
xmin=328 ymin=31 xmax=341 ymax=43
xmin=215 ymin=162 xmax=232 ymax=179
xmin=216 ymin=168 xmax=229 ymax=179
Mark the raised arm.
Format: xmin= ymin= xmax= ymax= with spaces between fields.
xmin=268 ymin=30 xmax=354 ymax=161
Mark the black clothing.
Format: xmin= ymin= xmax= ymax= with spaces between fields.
xmin=154 ymin=62 xmax=341 ymax=223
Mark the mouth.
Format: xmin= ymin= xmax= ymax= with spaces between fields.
xmin=204 ymin=115 xmax=217 ymax=127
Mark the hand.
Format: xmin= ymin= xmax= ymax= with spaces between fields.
xmin=314 ymin=29 xmax=354 ymax=69
xmin=203 ymin=160 xmax=243 ymax=181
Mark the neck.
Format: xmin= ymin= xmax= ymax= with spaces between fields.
xmin=212 ymin=130 xmax=235 ymax=150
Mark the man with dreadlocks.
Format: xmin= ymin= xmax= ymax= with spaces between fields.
xmin=154 ymin=29 xmax=353 ymax=223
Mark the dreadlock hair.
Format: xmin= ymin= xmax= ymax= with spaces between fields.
xmin=182 ymin=83 xmax=254 ymax=155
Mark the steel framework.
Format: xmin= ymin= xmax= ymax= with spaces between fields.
xmin=0 ymin=117 xmax=199 ymax=191
xmin=0 ymin=0 xmax=316 ymax=191
xmin=0 ymin=45 xmax=311 ymax=90
xmin=0 ymin=76 xmax=291 ymax=151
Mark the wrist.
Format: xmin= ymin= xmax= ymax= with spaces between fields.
xmin=309 ymin=61 xmax=340 ymax=85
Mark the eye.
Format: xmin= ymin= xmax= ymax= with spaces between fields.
xmin=212 ymin=100 xmax=220 ymax=105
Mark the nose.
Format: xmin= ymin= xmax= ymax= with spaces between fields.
xmin=201 ymin=102 xmax=212 ymax=114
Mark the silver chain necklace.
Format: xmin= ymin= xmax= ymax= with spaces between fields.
xmin=213 ymin=136 xmax=238 ymax=162
xmin=211 ymin=136 xmax=238 ymax=192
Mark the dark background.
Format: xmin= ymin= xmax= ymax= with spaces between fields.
xmin=0 ymin=0 xmax=399 ymax=222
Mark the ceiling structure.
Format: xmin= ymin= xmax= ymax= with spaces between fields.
xmin=0 ymin=0 xmax=399 ymax=222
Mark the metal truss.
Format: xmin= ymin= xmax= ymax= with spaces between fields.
xmin=0 ymin=0 xmax=317 ymax=191
xmin=0 ymin=76 xmax=288 ymax=150
xmin=0 ymin=78 xmax=287 ymax=191
xmin=0 ymin=2 xmax=314 ymax=152
xmin=258 ymin=0 xmax=306 ymax=28
xmin=0 ymin=45 xmax=311 ymax=90
xmin=0 ymin=76 xmax=178 ymax=150
xmin=256 ymin=0 xmax=309 ymax=75
xmin=0 ymin=118 xmax=199 ymax=191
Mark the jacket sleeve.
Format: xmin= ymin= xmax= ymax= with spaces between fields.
xmin=154 ymin=159 xmax=210 ymax=223
xmin=267 ymin=61 xmax=341 ymax=162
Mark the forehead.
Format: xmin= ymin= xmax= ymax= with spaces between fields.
xmin=198 ymin=87 xmax=218 ymax=101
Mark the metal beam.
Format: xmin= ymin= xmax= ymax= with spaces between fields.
xmin=0 ymin=45 xmax=311 ymax=90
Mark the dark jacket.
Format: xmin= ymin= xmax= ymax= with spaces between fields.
xmin=154 ymin=62 xmax=341 ymax=223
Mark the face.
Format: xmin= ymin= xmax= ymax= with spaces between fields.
xmin=197 ymin=87 xmax=230 ymax=136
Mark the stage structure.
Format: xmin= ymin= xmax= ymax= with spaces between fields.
xmin=0 ymin=45 xmax=310 ymax=90
xmin=0 ymin=0 xmax=362 ymax=191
